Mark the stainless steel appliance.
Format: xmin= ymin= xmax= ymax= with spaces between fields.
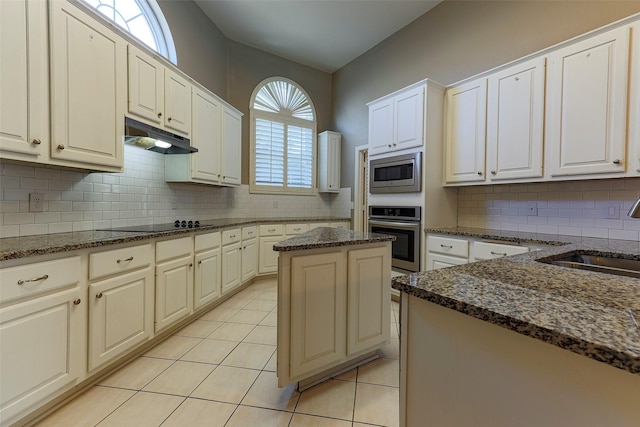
xmin=369 ymin=152 xmax=421 ymax=194
xmin=368 ymin=206 xmax=421 ymax=273
xmin=124 ymin=117 xmax=197 ymax=154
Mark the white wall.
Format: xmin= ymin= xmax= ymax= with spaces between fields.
xmin=0 ymin=147 xmax=351 ymax=238
xmin=457 ymin=178 xmax=640 ymax=241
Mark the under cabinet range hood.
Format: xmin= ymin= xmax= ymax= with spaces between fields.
xmin=124 ymin=117 xmax=197 ymax=154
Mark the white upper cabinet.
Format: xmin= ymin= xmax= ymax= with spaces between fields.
xmin=191 ymin=86 xmax=222 ymax=183
xmin=629 ymin=21 xmax=640 ymax=174
xmin=318 ymin=131 xmax=341 ymax=193
xmin=164 ymin=68 xmax=191 ymax=136
xmin=221 ymin=106 xmax=242 ymax=186
xmin=49 ymin=0 xmax=126 ymax=172
xmin=487 ymin=57 xmax=545 ymax=181
xmin=368 ymin=83 xmax=424 ymax=156
xmin=545 ymin=26 xmax=630 ymax=177
xmin=0 ymin=0 xmax=48 ymax=161
xmin=444 ymin=77 xmax=487 ymax=183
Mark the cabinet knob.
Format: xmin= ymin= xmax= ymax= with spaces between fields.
xmin=491 ymin=170 xmax=497 ymax=175
xmin=32 ymin=138 xmax=42 ymax=145
xmin=73 ymin=298 xmax=82 ymax=305
xmin=157 ymin=112 xmax=162 ymax=118
xmin=96 ymin=292 xmax=103 ymax=299
xmin=57 ymin=144 xmax=65 ymax=150
xmin=167 ymin=117 xmax=172 ymax=122
xmin=388 ymin=144 xmax=392 ymax=148
xmin=189 ymin=263 xmax=193 ymax=267
xmin=613 ymin=159 xmax=621 ymax=165
xmin=198 ymin=260 xmax=202 ymax=265
xmin=477 ymin=171 xmax=483 ymax=176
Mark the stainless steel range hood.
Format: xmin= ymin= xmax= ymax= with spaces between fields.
xmin=124 ymin=117 xmax=197 ymax=154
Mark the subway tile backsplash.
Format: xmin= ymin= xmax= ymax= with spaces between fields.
xmin=457 ymin=178 xmax=640 ymax=241
xmin=0 ymin=146 xmax=352 ymax=238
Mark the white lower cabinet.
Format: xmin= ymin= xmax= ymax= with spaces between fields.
xmin=241 ymin=235 xmax=258 ymax=283
xmin=0 ymin=256 xmax=84 ymax=425
xmin=155 ymin=237 xmax=194 ymax=333
xmin=194 ymin=232 xmax=222 ymax=310
xmin=471 ymin=241 xmax=529 ymax=261
xmin=427 ymin=234 xmax=531 ymax=269
xmin=259 ymin=224 xmax=285 ymax=274
xmin=222 ymin=229 xmax=242 ymax=295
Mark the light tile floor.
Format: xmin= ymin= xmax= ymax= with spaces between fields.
xmin=37 ymin=278 xmax=401 ymax=427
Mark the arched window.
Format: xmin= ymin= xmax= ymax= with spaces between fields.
xmin=82 ymin=0 xmax=177 ymax=64
xmin=250 ymin=78 xmax=317 ymax=194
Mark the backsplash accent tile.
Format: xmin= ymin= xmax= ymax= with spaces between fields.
xmin=0 ymin=146 xmax=351 ymax=238
xmin=457 ymin=178 xmax=640 ymax=241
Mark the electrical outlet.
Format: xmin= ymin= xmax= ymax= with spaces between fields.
xmin=605 ymin=203 xmax=620 ymax=219
xmin=527 ymin=201 xmax=537 ymax=216
xmin=29 ymin=193 xmax=44 ymax=212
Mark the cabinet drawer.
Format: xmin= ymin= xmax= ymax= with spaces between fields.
xmin=260 ymin=224 xmax=284 ymax=236
xmin=195 ymin=231 xmax=221 ymax=252
xmin=242 ymin=226 xmax=258 ymax=240
xmin=309 ymin=222 xmax=330 ymax=230
xmin=472 ymin=241 xmax=529 ymax=261
xmin=427 ymin=235 xmax=469 ymax=258
xmin=0 ymin=256 xmax=81 ymax=305
xmin=330 ymin=221 xmax=350 ymax=230
xmin=222 ymin=228 xmax=241 ymax=245
xmin=89 ymin=244 xmax=152 ymax=280
xmin=156 ymin=236 xmax=193 ymax=262
xmin=286 ymin=223 xmax=309 ymax=235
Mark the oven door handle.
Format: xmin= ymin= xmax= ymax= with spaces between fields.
xmin=368 ymin=220 xmax=420 ymax=230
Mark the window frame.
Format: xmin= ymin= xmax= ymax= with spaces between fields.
xmin=250 ymin=77 xmax=318 ymax=195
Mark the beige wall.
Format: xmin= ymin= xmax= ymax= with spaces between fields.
xmin=333 ymin=0 xmax=640 ymax=192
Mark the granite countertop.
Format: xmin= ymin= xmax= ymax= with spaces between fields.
xmin=273 ymin=227 xmax=395 ymax=251
xmin=0 ymin=217 xmax=350 ymax=261
xmin=394 ymin=227 xmax=640 ymax=375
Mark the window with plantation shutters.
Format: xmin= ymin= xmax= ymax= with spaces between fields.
xmin=250 ymin=78 xmax=317 ymax=194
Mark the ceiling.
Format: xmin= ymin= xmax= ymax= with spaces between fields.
xmin=194 ymin=0 xmax=442 ymax=73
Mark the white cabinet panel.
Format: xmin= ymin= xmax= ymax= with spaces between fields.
xmin=155 ymin=256 xmax=193 ymax=332
xmin=164 ymin=68 xmax=191 ymax=136
xmin=241 ymin=238 xmax=258 ymax=283
xmin=127 ymin=45 xmax=163 ymax=124
xmin=191 ymin=86 xmax=222 ymax=183
xmin=394 ymin=85 xmax=424 ymax=151
xmin=444 ymin=78 xmax=487 ymax=183
xmin=318 ymin=131 xmax=341 ymax=193
xmin=471 ymin=241 xmax=529 ymax=261
xmin=259 ymin=236 xmax=282 ymax=274
xmin=427 ymin=253 xmax=468 ymax=271
xmin=368 ymin=99 xmax=394 ymax=156
xmin=222 ymin=241 xmax=242 ymax=294
xmin=487 ymin=57 xmax=545 ymax=181
xmin=546 ymin=26 xmax=629 ymax=177
xmin=629 ymin=21 xmax=640 ymax=174
xmin=194 ymin=248 xmax=222 ymax=309
xmin=221 ymin=106 xmax=242 ymax=186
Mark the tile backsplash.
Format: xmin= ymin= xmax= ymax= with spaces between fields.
xmin=457 ymin=178 xmax=640 ymax=241
xmin=0 ymin=146 xmax=352 ymax=238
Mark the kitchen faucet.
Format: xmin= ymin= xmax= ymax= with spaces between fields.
xmin=629 ymin=198 xmax=640 ymax=218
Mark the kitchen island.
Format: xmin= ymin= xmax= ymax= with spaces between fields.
xmin=393 ymin=228 xmax=640 ymax=427
xmin=274 ymin=227 xmax=394 ymax=389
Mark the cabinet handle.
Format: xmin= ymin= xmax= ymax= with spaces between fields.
xmin=189 ymin=263 xmax=193 ymax=267
xmin=490 ymin=251 xmax=507 ymax=257
xmin=57 ymin=144 xmax=65 ymax=150
xmin=168 ymin=117 xmax=172 ymax=122
xmin=198 ymin=260 xmax=202 ymax=265
xmin=613 ymin=159 xmax=621 ymax=165
xmin=32 ymin=138 xmax=42 ymax=145
xmin=96 ymin=292 xmax=103 ymax=299
xmin=230 ymin=234 xmax=236 ymax=239
xmin=268 ymin=228 xmax=276 ymax=232
xmin=387 ymin=144 xmax=392 ymax=148
xmin=117 ymin=257 xmax=134 ymax=263
xmin=491 ymin=170 xmax=497 ymax=175
xmin=73 ymin=298 xmax=82 ymax=305
xmin=477 ymin=171 xmax=483 ymax=176
xmin=515 ymin=76 xmax=519 ymax=81
xmin=440 ymin=244 xmax=452 ymax=249
xmin=157 ymin=112 xmax=162 ymax=118
xmin=17 ymin=274 xmax=49 ymax=285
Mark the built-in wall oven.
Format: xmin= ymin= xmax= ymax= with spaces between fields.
xmin=368 ymin=206 xmax=421 ymax=273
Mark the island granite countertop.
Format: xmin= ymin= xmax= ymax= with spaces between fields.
xmin=394 ymin=227 xmax=640 ymax=375
xmin=0 ymin=217 xmax=350 ymax=261
xmin=273 ymin=227 xmax=395 ymax=251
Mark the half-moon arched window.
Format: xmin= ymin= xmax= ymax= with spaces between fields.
xmin=82 ymin=0 xmax=177 ymax=64
xmin=250 ymin=78 xmax=317 ymax=194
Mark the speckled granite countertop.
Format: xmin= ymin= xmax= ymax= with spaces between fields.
xmin=273 ymin=227 xmax=395 ymax=252
xmin=394 ymin=227 xmax=640 ymax=375
xmin=0 ymin=217 xmax=350 ymax=261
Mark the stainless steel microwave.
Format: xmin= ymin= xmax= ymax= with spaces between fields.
xmin=369 ymin=152 xmax=421 ymax=194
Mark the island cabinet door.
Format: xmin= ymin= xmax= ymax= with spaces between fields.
xmin=290 ymin=252 xmax=347 ymax=379
xmin=347 ymin=246 xmax=391 ymax=355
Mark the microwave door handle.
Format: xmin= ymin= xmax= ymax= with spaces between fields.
xmin=368 ymin=220 xmax=420 ymax=230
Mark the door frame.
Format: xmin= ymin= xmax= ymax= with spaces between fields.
xmin=353 ymin=144 xmax=368 ymax=233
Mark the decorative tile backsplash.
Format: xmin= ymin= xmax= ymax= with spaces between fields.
xmin=457 ymin=178 xmax=640 ymax=241
xmin=0 ymin=146 xmax=352 ymax=238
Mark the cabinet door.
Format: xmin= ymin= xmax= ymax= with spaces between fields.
xmin=0 ymin=0 xmax=48 ymax=159
xmin=629 ymin=22 xmax=640 ymax=174
xmin=328 ymin=133 xmax=341 ymax=191
xmin=127 ymin=45 xmax=163 ymax=125
xmin=368 ymin=98 xmax=394 ymax=156
xmin=0 ymin=288 xmax=84 ymax=423
xmin=394 ymin=85 xmax=424 ymax=151
xmin=194 ymin=248 xmax=222 ymax=310
xmin=471 ymin=241 xmax=529 ymax=262
xmin=259 ymin=236 xmax=282 ymax=274
xmin=222 ymin=242 xmax=242 ymax=294
xmin=88 ymin=268 xmax=153 ymax=371
xmin=191 ymin=87 xmax=222 ymax=183
xmin=155 ymin=256 xmax=194 ymax=332
xmin=487 ymin=57 xmax=545 ymax=181
xmin=164 ymin=69 xmax=191 ymax=136
xmin=546 ymin=26 xmax=629 ymax=176
xmin=221 ymin=106 xmax=242 ymax=186
xmin=426 ymin=253 xmax=468 ymax=270
xmin=347 ymin=246 xmax=391 ymax=355
xmin=241 ymin=238 xmax=258 ymax=283
xmin=49 ymin=1 xmax=125 ymax=170
xmin=444 ymin=78 xmax=487 ymax=183
xmin=290 ymin=252 xmax=347 ymax=378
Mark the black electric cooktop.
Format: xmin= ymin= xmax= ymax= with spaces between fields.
xmin=97 ymin=220 xmax=201 ymax=233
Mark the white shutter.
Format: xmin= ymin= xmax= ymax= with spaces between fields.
xmin=255 ymin=119 xmax=284 ymax=186
xmin=287 ymin=125 xmax=313 ymax=188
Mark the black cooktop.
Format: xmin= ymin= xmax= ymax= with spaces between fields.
xmin=98 ymin=220 xmax=201 ymax=233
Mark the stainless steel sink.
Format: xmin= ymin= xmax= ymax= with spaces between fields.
xmin=538 ymin=252 xmax=640 ymax=279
